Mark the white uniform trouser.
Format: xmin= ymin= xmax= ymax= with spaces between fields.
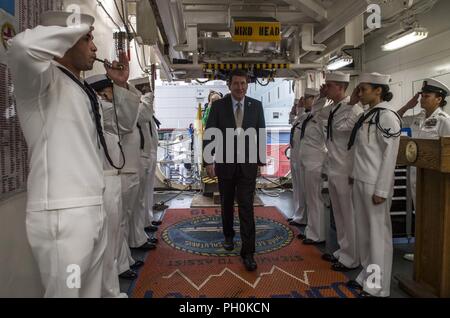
xmin=121 ymin=173 xmax=148 ymax=249
xmin=328 ymin=174 xmax=359 ymax=268
xmin=302 ymin=165 xmax=326 ymax=242
xmin=353 ymin=180 xmax=393 ymax=297
xmin=117 ymin=237 xmax=133 ymax=275
xmin=26 ymin=205 xmax=107 ymax=298
xmin=102 ymin=175 xmax=126 ymax=298
xmin=144 ymin=154 xmax=157 ymax=227
xmin=290 ymin=159 xmax=306 ymax=223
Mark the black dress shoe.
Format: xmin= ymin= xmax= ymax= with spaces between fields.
xmin=130 ymin=260 xmax=145 ymax=270
xmin=152 ymin=220 xmax=162 ymax=226
xmin=133 ymin=242 xmax=157 ymax=250
xmin=148 ymin=237 xmax=158 ymax=244
xmin=119 ymin=270 xmax=137 ymax=280
xmin=331 ymin=262 xmax=357 ymax=272
xmin=322 ymin=253 xmax=338 ymax=263
xmin=346 ymin=280 xmax=363 ymax=290
xmin=242 ymin=255 xmax=257 ymax=272
xmin=222 ymin=239 xmax=234 ymax=251
xmin=303 ymin=239 xmax=324 ymax=245
xmin=289 ymin=221 xmax=306 ymax=227
xmin=297 ymin=233 xmax=306 ymax=240
xmin=358 ymin=291 xmax=375 ymax=298
xmin=145 ymin=225 xmax=159 ymax=232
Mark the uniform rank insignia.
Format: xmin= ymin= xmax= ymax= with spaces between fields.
xmin=424 ymin=118 xmax=437 ymax=128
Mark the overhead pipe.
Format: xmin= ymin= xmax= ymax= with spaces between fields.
xmin=302 ymin=24 xmax=326 ymax=52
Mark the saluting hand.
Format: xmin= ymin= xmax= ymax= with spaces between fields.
xmin=298 ymin=97 xmax=305 ymax=108
xmin=105 ymin=51 xmax=130 ymax=88
xmin=405 ymin=93 xmax=420 ymax=110
xmin=290 ymin=105 xmax=297 ymax=116
xmin=319 ymin=84 xmax=328 ymax=98
xmin=349 ymin=86 xmax=360 ymax=106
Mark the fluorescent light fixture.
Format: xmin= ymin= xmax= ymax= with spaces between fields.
xmin=327 ymin=55 xmax=353 ymax=71
xmin=382 ymin=27 xmax=428 ymax=51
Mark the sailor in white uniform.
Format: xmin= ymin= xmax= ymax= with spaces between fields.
xmin=135 ymin=90 xmax=160 ymax=238
xmin=136 ymin=92 xmax=162 ymax=230
xmin=294 ymin=89 xmax=328 ymax=244
xmin=7 ymin=11 xmax=130 ymax=297
xmin=397 ymin=78 xmax=450 ymax=262
xmin=289 ymin=98 xmax=307 ymax=226
xmin=85 ymin=73 xmax=141 ymax=297
xmin=120 ymin=90 xmax=157 ymax=267
xmin=318 ymin=72 xmax=363 ymax=272
xmin=347 ymin=72 xmax=402 ymax=298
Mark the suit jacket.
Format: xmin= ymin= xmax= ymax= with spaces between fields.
xmin=203 ymin=94 xmax=266 ymax=179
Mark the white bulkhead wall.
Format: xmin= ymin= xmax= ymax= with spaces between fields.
xmin=363 ymin=0 xmax=450 ymax=115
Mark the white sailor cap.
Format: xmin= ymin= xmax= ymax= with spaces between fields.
xmin=359 ymin=72 xmax=391 ymax=85
xmin=304 ymin=88 xmax=319 ymax=97
xmin=421 ymin=78 xmax=449 ymax=97
xmin=325 ymin=71 xmax=350 ymax=83
xmin=85 ymin=74 xmax=113 ymax=92
xmin=40 ymin=11 xmax=95 ymax=27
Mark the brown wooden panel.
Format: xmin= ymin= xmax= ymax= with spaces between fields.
xmin=441 ymin=174 xmax=450 ymax=297
xmin=441 ymin=138 xmax=450 ymax=173
xmin=415 ymin=169 xmax=444 ymax=295
xmin=397 ymin=137 xmax=442 ymax=171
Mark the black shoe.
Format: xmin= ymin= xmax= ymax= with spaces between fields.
xmin=119 ymin=270 xmax=137 ymax=280
xmin=286 ymin=218 xmax=293 ymax=222
xmin=358 ymin=291 xmax=375 ymax=298
xmin=148 ymin=237 xmax=158 ymax=244
xmin=303 ymin=239 xmax=324 ymax=245
xmin=242 ymin=255 xmax=257 ymax=272
xmin=321 ymin=253 xmax=338 ymax=263
xmin=222 ymin=239 xmax=234 ymax=251
xmin=133 ymin=242 xmax=157 ymax=250
xmin=297 ymin=233 xmax=306 ymax=240
xmin=331 ymin=262 xmax=357 ymax=272
xmin=289 ymin=221 xmax=306 ymax=227
xmin=152 ymin=220 xmax=162 ymax=226
xmin=130 ymin=260 xmax=145 ymax=270
xmin=346 ymin=280 xmax=363 ymax=290
xmin=145 ymin=225 xmax=159 ymax=232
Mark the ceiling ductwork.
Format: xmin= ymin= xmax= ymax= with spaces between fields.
xmin=129 ymin=0 xmax=439 ymax=81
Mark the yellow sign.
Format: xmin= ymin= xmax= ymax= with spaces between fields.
xmin=232 ymin=21 xmax=281 ymax=42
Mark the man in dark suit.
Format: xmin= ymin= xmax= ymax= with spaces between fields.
xmin=203 ymin=69 xmax=266 ymax=271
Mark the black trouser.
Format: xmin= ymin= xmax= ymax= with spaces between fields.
xmin=217 ymin=164 xmax=256 ymax=257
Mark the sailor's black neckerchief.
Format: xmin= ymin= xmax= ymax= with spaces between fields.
xmin=300 ymin=113 xmax=314 ymax=139
xmin=348 ymin=107 xmax=402 ymax=150
xmin=137 ymin=123 xmax=145 ymax=150
xmin=149 ymin=116 xmax=161 ymax=138
xmin=290 ymin=120 xmax=302 ymax=148
xmin=57 ymin=66 xmax=126 ymax=170
xmin=327 ymin=103 xmax=342 ymax=141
